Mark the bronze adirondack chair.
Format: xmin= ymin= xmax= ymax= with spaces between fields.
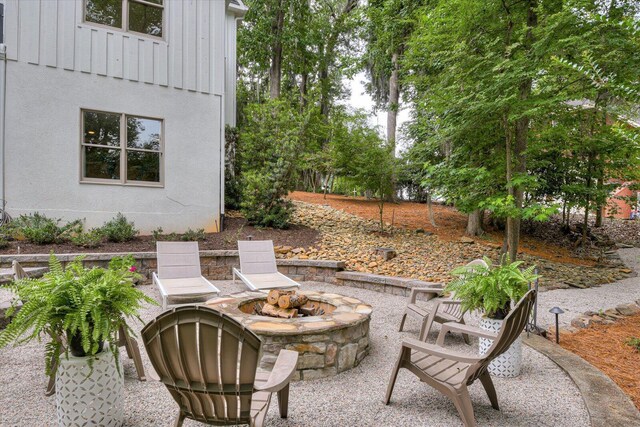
xmin=399 ymin=259 xmax=488 ymax=342
xmin=142 ymin=305 xmax=298 ymax=427
xmin=386 ymin=290 xmax=537 ymax=427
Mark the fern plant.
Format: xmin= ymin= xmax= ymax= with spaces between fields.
xmin=0 ymin=253 xmax=156 ymax=375
xmin=445 ymin=257 xmax=538 ymax=319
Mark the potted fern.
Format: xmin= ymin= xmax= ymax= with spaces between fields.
xmin=0 ymin=254 xmax=155 ymax=427
xmin=446 ymin=256 xmax=537 ymax=377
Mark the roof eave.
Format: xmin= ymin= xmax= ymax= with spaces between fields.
xmin=227 ymin=0 xmax=249 ymax=18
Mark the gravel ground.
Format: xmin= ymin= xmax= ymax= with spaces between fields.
xmin=536 ymin=248 xmax=640 ymax=329
xmin=0 ymin=281 xmax=588 ymax=427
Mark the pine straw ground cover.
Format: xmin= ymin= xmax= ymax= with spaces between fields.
xmin=560 ymin=314 xmax=640 ymax=410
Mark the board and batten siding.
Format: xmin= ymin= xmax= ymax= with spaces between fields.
xmin=4 ymin=0 xmax=226 ymax=95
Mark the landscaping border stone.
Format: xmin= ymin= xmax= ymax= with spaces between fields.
xmin=570 ymin=301 xmax=640 ymax=329
xmin=334 ymin=271 xmax=443 ymax=297
xmin=0 ymin=251 xmax=345 ymax=285
xmin=524 ymin=334 xmax=640 ymax=427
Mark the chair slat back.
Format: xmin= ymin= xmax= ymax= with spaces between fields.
xmin=156 ymin=242 xmax=202 ymax=279
xmin=237 ymin=240 xmax=278 ymax=274
xmin=12 ymin=260 xmax=28 ymax=280
xmin=442 ymin=303 xmax=463 ymax=319
xmin=466 ymin=290 xmax=537 ymax=384
xmin=141 ymin=306 xmax=262 ymax=424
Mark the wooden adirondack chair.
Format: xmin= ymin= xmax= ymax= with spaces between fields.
xmin=386 ymin=290 xmax=537 ymax=427
xmin=142 ymin=305 xmax=298 ymax=427
xmin=399 ymin=259 xmax=488 ymax=342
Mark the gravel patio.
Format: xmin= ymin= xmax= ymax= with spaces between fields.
xmin=0 ymin=280 xmax=589 ymax=426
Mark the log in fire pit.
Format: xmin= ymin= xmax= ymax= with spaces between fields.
xmin=253 ymin=289 xmax=326 ymax=318
xmin=207 ymin=290 xmax=372 ymax=380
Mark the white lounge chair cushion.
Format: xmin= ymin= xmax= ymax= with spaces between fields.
xmin=156 ymin=276 xmax=219 ymax=297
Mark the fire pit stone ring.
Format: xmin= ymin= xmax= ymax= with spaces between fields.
xmin=206 ymin=290 xmax=372 ymax=380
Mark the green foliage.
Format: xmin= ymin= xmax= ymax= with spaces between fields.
xmin=10 ymin=213 xmax=82 ymax=244
xmin=626 ymin=337 xmax=640 ymax=352
xmin=241 ymin=171 xmax=294 ymax=229
xmin=0 ymin=237 xmax=8 ymax=249
xmin=0 ymin=254 xmax=156 ymax=375
xmin=101 ymin=213 xmax=138 ymax=243
xmin=152 ymin=227 xmax=174 ymax=242
xmin=445 ymin=257 xmax=538 ymax=319
xmin=152 ymin=227 xmax=205 ymax=242
xmin=239 ymin=100 xmax=302 ymax=229
xmin=225 ymin=126 xmax=243 ymax=210
xmin=70 ymin=228 xmax=104 ymax=248
xmin=181 ymin=228 xmax=206 ymax=242
xmin=330 ymin=110 xmax=397 ymax=229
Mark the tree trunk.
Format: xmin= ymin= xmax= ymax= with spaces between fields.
xmin=378 ymin=199 xmax=385 ymax=232
xmin=427 ymin=192 xmax=436 ymax=227
xmin=318 ymin=0 xmax=357 ymax=130
xmin=582 ymin=197 xmax=590 ymax=249
xmin=299 ymin=72 xmax=308 ymax=110
xmin=594 ymin=176 xmax=603 ymax=227
xmin=387 ymin=52 xmax=400 ymax=151
xmin=466 ymin=210 xmax=483 ymax=236
xmin=269 ymin=3 xmax=285 ymax=100
xmin=505 ymin=1 xmax=536 ymax=262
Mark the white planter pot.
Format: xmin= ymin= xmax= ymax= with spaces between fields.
xmin=479 ymin=317 xmax=522 ymax=378
xmin=56 ymin=349 xmax=123 ymax=427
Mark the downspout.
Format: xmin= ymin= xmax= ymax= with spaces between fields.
xmin=0 ymin=3 xmax=6 ymax=209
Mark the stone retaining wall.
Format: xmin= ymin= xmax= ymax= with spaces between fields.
xmin=334 ymin=271 xmax=443 ymax=297
xmin=0 ymin=252 xmax=345 ymax=285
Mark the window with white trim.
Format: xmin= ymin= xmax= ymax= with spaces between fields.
xmin=82 ymin=110 xmax=163 ymax=185
xmin=85 ymin=0 xmax=164 ymax=38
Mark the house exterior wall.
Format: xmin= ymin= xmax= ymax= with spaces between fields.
xmin=604 ymin=186 xmax=635 ymax=220
xmin=1 ymin=0 xmax=232 ymax=233
xmin=225 ymin=13 xmax=239 ymax=127
xmin=4 ymin=0 xmax=226 ymax=95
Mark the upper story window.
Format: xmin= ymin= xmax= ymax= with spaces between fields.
xmin=82 ymin=109 xmax=163 ymax=186
xmin=85 ymin=0 xmax=163 ymax=38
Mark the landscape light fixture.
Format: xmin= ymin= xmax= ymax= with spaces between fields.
xmin=549 ymin=307 xmax=564 ymax=344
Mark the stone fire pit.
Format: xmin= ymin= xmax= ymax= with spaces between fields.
xmin=206 ymin=290 xmax=372 ymax=380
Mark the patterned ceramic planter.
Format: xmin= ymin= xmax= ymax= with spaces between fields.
xmin=478 ymin=317 xmax=522 ymax=378
xmin=56 ymin=349 xmax=123 ymax=427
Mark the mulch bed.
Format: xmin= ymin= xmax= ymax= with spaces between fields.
xmin=560 ymin=314 xmax=640 ymax=410
xmin=0 ymin=216 xmax=320 ymax=254
xmin=288 ymin=191 xmax=596 ymax=265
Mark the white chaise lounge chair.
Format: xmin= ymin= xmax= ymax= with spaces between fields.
xmin=233 ymin=240 xmax=301 ymax=291
xmin=153 ymin=242 xmax=220 ymax=310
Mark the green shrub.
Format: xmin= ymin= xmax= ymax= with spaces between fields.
xmin=70 ymin=228 xmax=104 ymax=248
xmin=11 ymin=213 xmax=82 ymax=244
xmin=627 ymin=337 xmax=640 ymax=352
xmin=181 ymin=228 xmax=206 ymax=241
xmin=238 ymin=100 xmax=301 ymax=229
xmin=101 ymin=213 xmax=138 ymax=242
xmin=241 ymin=170 xmax=293 ymax=229
xmin=0 ymin=237 xmax=9 ymax=249
xmin=151 ymin=227 xmax=178 ymax=242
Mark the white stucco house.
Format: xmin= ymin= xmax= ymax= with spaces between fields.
xmin=0 ymin=0 xmax=247 ymax=233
